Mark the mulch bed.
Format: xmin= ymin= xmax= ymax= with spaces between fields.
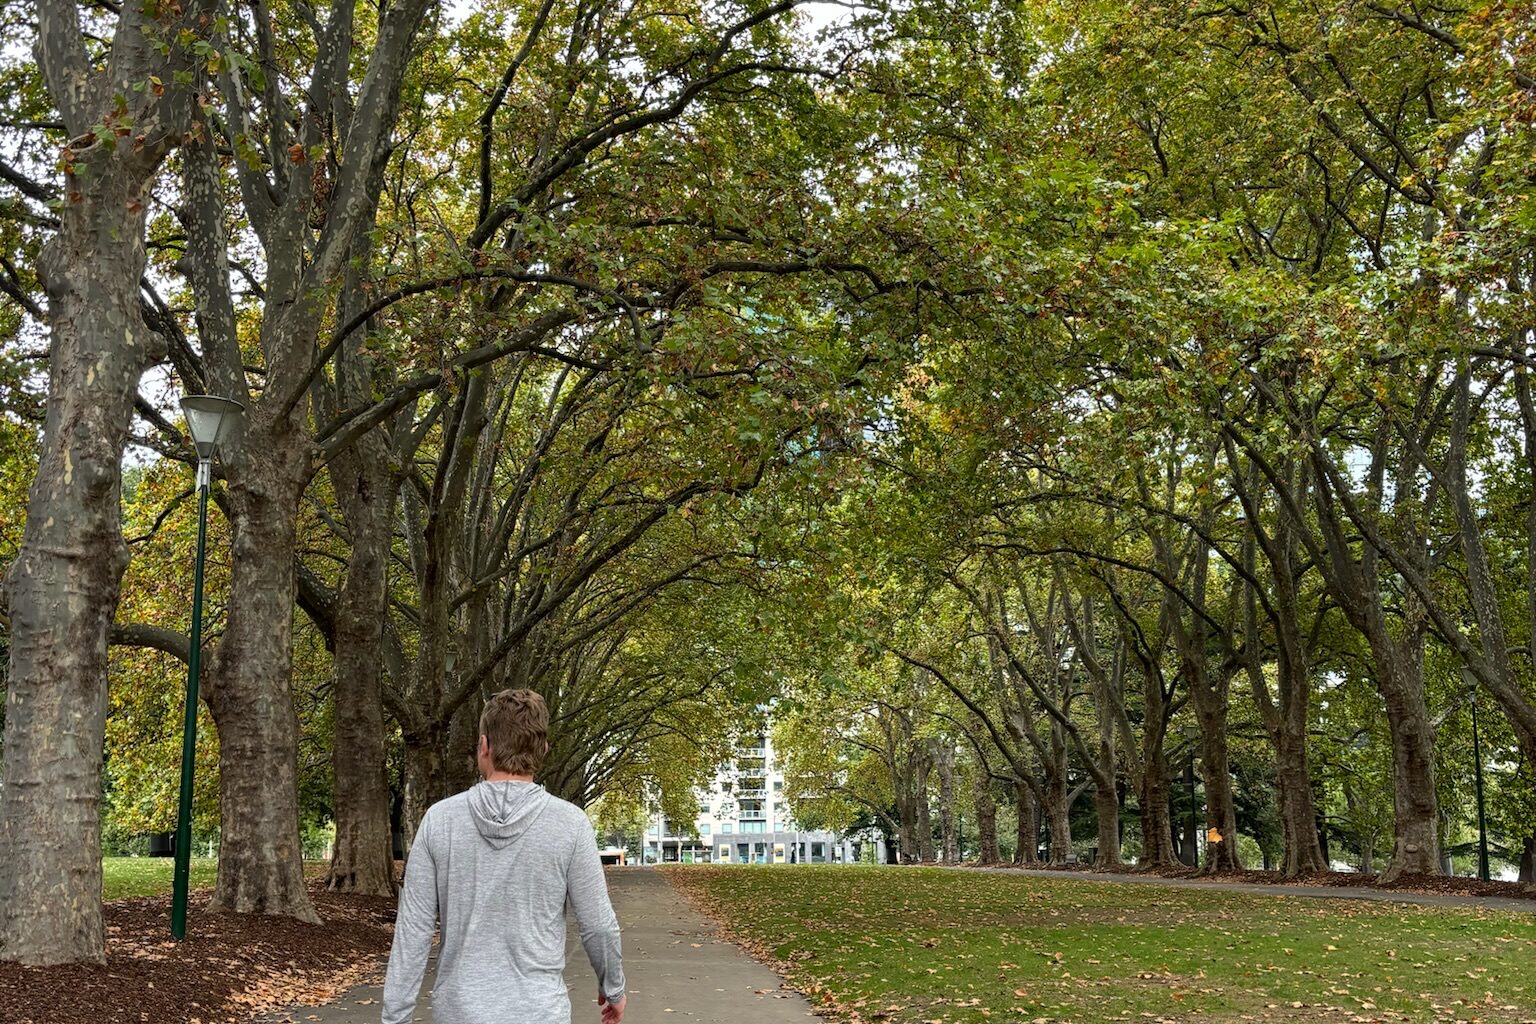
xmin=0 ymin=883 xmax=397 ymax=1024
xmin=978 ymin=860 xmax=1536 ymax=901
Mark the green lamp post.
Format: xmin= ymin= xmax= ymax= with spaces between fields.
xmin=171 ymin=394 xmax=245 ymax=941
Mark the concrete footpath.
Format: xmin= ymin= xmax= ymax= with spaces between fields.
xmin=263 ymin=868 xmax=818 ymax=1023
xmin=968 ymin=865 xmax=1536 ymax=914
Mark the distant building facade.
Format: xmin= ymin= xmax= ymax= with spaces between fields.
xmin=642 ymin=733 xmax=860 ymax=865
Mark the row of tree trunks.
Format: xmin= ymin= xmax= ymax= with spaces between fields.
xmin=191 ymin=0 xmax=431 ymax=916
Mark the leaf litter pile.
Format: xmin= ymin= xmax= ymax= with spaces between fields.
xmin=666 ymin=865 xmax=1536 ymax=1023
xmin=0 ymin=882 xmax=395 ymax=1024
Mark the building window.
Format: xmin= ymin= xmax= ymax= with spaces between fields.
xmin=741 ymin=820 xmax=765 ymax=834
xmin=698 ymin=823 xmax=711 ymax=835
xmin=722 ymin=823 xmax=732 ymax=834
xmin=811 ymin=842 xmax=827 ymax=863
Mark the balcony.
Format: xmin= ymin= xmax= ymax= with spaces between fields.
xmin=735 ymin=788 xmax=766 ymax=799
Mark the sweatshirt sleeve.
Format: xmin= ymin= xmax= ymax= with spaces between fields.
xmin=382 ymin=813 xmax=439 ymax=1024
xmin=568 ymin=820 xmax=625 ymax=1001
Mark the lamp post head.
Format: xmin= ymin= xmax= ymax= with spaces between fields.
xmin=1460 ymin=665 xmax=1478 ymax=702
xmin=180 ymin=395 xmax=246 ymax=462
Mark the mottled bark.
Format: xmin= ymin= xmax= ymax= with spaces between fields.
xmin=205 ymin=433 xmax=317 ymax=922
xmin=444 ymin=694 xmax=482 ymax=797
xmin=1 ymin=0 xmax=213 ymax=965
xmin=1137 ymin=739 xmax=1177 ymax=868
xmin=1084 ymin=650 xmax=1123 ymax=867
xmin=1013 ymin=779 xmax=1038 ymax=865
xmin=324 ymin=446 xmax=397 ymax=896
xmin=1093 ymin=780 xmax=1121 ymax=868
xmin=1273 ymin=705 xmax=1326 ymax=876
xmin=1375 ymin=645 xmax=1439 ymax=879
xmin=402 ymin=726 xmax=447 ymax=848
xmin=1044 ymin=764 xmax=1071 ymax=864
xmin=1194 ymin=711 xmax=1242 ymax=873
xmin=0 ymin=191 xmax=153 ymax=963
xmin=974 ymin=775 xmax=1000 ymax=865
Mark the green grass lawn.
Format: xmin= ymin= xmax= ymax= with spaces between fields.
xmin=669 ymin=866 xmax=1536 ymax=1023
xmin=102 ymin=857 xmax=218 ymax=900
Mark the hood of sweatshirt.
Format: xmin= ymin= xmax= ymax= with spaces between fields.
xmin=466 ymin=780 xmax=552 ymax=849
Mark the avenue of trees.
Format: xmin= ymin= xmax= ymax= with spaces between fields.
xmin=1 ymin=0 xmax=1534 ymax=968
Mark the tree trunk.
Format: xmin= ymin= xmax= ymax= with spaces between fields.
xmin=1137 ymin=747 xmax=1177 ymax=868
xmin=897 ymin=794 xmax=919 ymax=864
xmin=205 ymin=437 xmax=318 ymax=922
xmin=402 ymin=727 xmax=447 ymax=846
xmin=0 ymin=190 xmax=160 ymax=964
xmin=1195 ymin=714 xmax=1242 ymax=873
xmin=1045 ymin=768 xmax=1071 ymax=864
xmin=974 ymin=776 xmax=1000 ymax=865
xmin=1274 ymin=705 xmax=1327 ymax=876
xmin=936 ymin=744 xmax=957 ymax=864
xmin=1376 ymin=649 xmax=1440 ymax=881
xmin=909 ymin=761 xmax=933 ymax=865
xmin=1520 ymin=834 xmax=1534 ymax=885
xmin=324 ymin=448 xmax=397 ymax=896
xmin=1308 ymin=435 xmax=1439 ymax=881
xmin=443 ymin=694 xmax=482 ymax=797
xmin=1013 ymin=779 xmax=1038 ymax=865
xmin=1091 ymin=693 xmax=1122 ymax=868
xmin=1093 ymin=776 xmax=1121 ymax=868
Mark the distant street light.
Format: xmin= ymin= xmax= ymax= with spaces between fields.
xmin=1460 ymin=667 xmax=1491 ymax=882
xmin=171 ymin=395 xmax=245 ymax=941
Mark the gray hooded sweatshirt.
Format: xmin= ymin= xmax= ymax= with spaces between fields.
xmin=382 ymin=781 xmax=625 ymax=1024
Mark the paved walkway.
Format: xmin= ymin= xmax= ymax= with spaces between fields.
xmin=969 ymin=865 xmax=1536 ymax=913
xmin=263 ymin=868 xmax=817 ymax=1023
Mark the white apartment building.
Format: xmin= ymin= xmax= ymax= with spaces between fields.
xmin=642 ymin=733 xmax=859 ymax=865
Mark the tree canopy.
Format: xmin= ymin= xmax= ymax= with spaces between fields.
xmin=2 ymin=0 xmax=1534 ymax=965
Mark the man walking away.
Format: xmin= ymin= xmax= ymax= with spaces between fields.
xmin=382 ymin=689 xmax=626 ymax=1024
